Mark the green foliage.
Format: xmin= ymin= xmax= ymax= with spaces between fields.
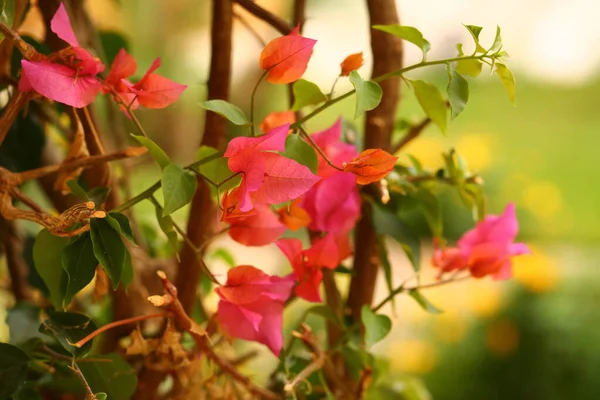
xmin=282 ymin=134 xmax=318 ymax=174
xmin=349 ymin=71 xmax=383 ymax=118
xmin=495 ymin=62 xmax=516 ymax=105
xmin=373 ymin=25 xmax=431 ymax=60
xmin=411 ymin=80 xmax=447 ymax=134
xmin=99 ymin=31 xmax=129 ymax=65
xmin=33 ymin=230 xmax=70 ymax=310
xmin=106 ymin=212 xmax=136 ymax=244
xmin=90 ymin=218 xmax=133 ymax=289
xmin=39 ymin=311 xmax=97 ymax=357
xmin=446 ymin=64 xmax=469 ymax=119
xmin=377 ymin=235 xmax=396 ymax=310
xmin=62 ymin=232 xmax=98 ymax=306
xmin=155 ymin=207 xmax=179 ymax=253
xmin=409 ymin=289 xmax=442 ymax=314
xmin=161 ymin=164 xmax=198 ymax=215
xmin=412 ymin=188 xmax=443 ymax=238
xmin=292 ymin=79 xmax=327 ymax=110
xmin=196 ymin=146 xmax=239 ymax=193
xmin=78 ymin=354 xmax=137 ymax=400
xmin=0 ymin=104 xmax=45 ymax=172
xmin=361 ymin=306 xmax=392 ymax=348
xmin=210 ymin=248 xmax=236 ymax=268
xmin=0 ymin=343 xmax=30 ymax=399
xmin=131 ymin=134 xmax=171 ymax=170
xmin=463 ymin=24 xmax=486 ymax=53
xmin=200 ymin=100 xmax=249 ymax=125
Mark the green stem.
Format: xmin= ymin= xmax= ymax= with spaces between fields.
xmin=291 ymin=54 xmax=485 ymax=130
xmin=250 ymin=71 xmax=269 ymax=136
xmin=298 ymin=127 xmax=344 ymax=171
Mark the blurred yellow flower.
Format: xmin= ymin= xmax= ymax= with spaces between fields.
xmin=466 ymin=283 xmax=504 ymax=317
xmin=434 ymin=312 xmax=468 ymax=343
xmin=455 ymin=133 xmax=495 ymax=171
xmin=389 ymin=339 xmax=438 ymax=374
xmin=512 ymin=246 xmax=559 ymax=293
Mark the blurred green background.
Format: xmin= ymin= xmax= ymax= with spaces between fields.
xmin=6 ymin=0 xmax=600 ymax=398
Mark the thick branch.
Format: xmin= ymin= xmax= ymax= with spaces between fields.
xmin=234 ymin=0 xmax=293 ymax=35
xmin=347 ymin=0 xmax=403 ymax=321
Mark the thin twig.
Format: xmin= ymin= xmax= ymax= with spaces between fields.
xmin=390 ymin=117 xmax=431 ymax=153
xmin=70 ymin=361 xmax=96 ymax=400
xmin=233 ymin=0 xmax=293 ymax=35
xmin=298 ymin=127 xmax=344 ymax=171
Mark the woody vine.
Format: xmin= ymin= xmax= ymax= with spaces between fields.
xmin=0 ymin=1 xmax=528 ymax=399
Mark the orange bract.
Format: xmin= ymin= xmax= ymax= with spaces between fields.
xmin=259 ymin=111 xmax=296 ymax=134
xmin=343 ymin=148 xmax=398 ymax=185
xmin=340 ymin=52 xmax=364 ymax=76
xmin=259 ymin=27 xmax=317 ymax=84
xmin=277 ymin=198 xmax=311 ymax=231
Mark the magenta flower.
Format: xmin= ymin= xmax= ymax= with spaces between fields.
xmin=433 ymin=203 xmax=530 ymax=280
xmin=215 ymin=265 xmax=294 ymax=356
xmin=18 ymin=4 xmax=105 ymax=108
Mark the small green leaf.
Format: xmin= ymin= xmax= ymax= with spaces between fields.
xmin=90 ymin=218 xmax=127 ymax=289
xmin=361 ymin=306 xmax=392 ymax=348
xmin=306 ymin=305 xmax=343 ymax=328
xmin=377 ymin=235 xmax=396 ymax=311
xmin=66 ymin=180 xmax=88 ymax=198
xmin=409 ymin=289 xmax=442 ymax=314
xmin=200 ymin=100 xmax=249 ymax=126
xmin=161 ymin=164 xmax=198 ymax=216
xmin=413 ymin=188 xmax=443 ymax=238
xmin=95 ymin=393 xmax=108 ymax=400
xmin=455 ymin=58 xmax=483 ymax=78
xmin=155 ymin=208 xmax=179 ymax=252
xmin=131 ymin=134 xmax=171 ymax=170
xmin=120 ymin=248 xmax=134 ymax=290
xmin=372 ymin=203 xmax=421 ymax=272
xmin=411 ymin=80 xmax=447 ymax=134
xmin=211 ymin=248 xmax=236 ymax=268
xmin=349 ymin=71 xmax=382 ymax=119
xmin=0 ymin=343 xmax=30 ymax=399
xmin=463 ymin=24 xmax=486 ymax=53
xmin=33 ymin=229 xmax=70 ymax=310
xmin=495 ymin=62 xmax=516 ymax=105
xmin=106 ymin=212 xmax=135 ymax=244
xmin=78 ymin=354 xmax=137 ymax=400
xmin=446 ymin=65 xmax=469 ymax=119
xmin=39 ymin=311 xmax=97 ymax=357
xmin=489 ymin=26 xmax=503 ymax=53
xmin=282 ymin=134 xmax=318 ymax=174
xmin=7 ymin=304 xmax=45 ymax=346
xmin=292 ymin=79 xmax=327 ymax=111
xmin=196 ymin=146 xmax=239 ymax=193
xmin=62 ymin=232 xmax=98 ymax=307
xmin=373 ymin=25 xmax=431 ymax=60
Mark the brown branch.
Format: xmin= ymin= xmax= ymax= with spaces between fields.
xmin=288 ymin=0 xmax=307 ymax=113
xmin=347 ymin=0 xmax=404 ymax=323
xmin=0 ymin=219 xmax=34 ymax=301
xmin=176 ymin=0 xmax=234 ymax=313
xmin=390 ymin=117 xmax=431 ymax=154
xmin=0 ymin=91 xmax=33 ymax=147
xmin=233 ymin=0 xmax=293 ymax=35
xmin=285 ymin=326 xmax=325 ymax=394
xmin=233 ymin=11 xmax=267 ymax=47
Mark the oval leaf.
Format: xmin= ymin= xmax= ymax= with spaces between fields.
xmin=291 ymin=79 xmax=327 ymax=111
xmin=411 ymin=79 xmax=447 ymax=134
xmin=282 ymin=133 xmax=318 ymax=174
xmin=62 ymin=232 xmax=98 ymax=307
xmin=200 ymin=99 xmax=249 ymax=125
xmin=456 ymin=58 xmax=483 ymax=78
xmin=446 ymin=64 xmax=469 ymax=119
xmin=106 ymin=212 xmax=136 ymax=244
xmin=373 ymin=25 xmax=431 ymax=60
xmin=361 ymin=305 xmax=392 ymax=348
xmin=39 ymin=311 xmax=97 ymax=357
xmin=349 ymin=71 xmax=382 ymax=119
xmin=463 ymin=24 xmax=486 ymax=53
xmin=78 ymin=353 xmax=137 ymax=400
xmin=161 ymin=164 xmax=198 ymax=216
xmin=409 ymin=289 xmax=443 ymax=314
xmin=495 ymin=62 xmax=516 ymax=105
xmin=90 ymin=218 xmax=127 ymax=289
xmin=131 ymin=134 xmax=171 ymax=170
xmin=33 ymin=229 xmax=69 ymax=310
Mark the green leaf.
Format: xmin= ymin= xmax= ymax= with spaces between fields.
xmin=33 ymin=229 xmax=69 ymax=309
xmin=120 ymin=248 xmax=134 ymax=290
xmin=161 ymin=164 xmax=198 ymax=216
xmin=78 ymin=354 xmax=137 ymax=400
xmin=155 ymin=208 xmax=179 ymax=252
xmin=489 ymin=26 xmax=503 ymax=53
xmin=106 ymin=212 xmax=135 ymax=244
xmin=455 ymin=58 xmax=483 ymax=78
xmin=413 ymin=188 xmax=443 ymax=238
xmin=411 ymin=80 xmax=447 ymax=134
xmin=361 ymin=306 xmax=392 ymax=348
xmin=495 ymin=62 xmax=516 ymax=105
xmin=0 ymin=343 xmax=30 ymax=399
xmin=373 ymin=25 xmax=431 ymax=60
xmin=282 ymin=134 xmax=318 ymax=174
xmin=211 ymin=248 xmax=236 ymax=268
xmin=306 ymin=305 xmax=343 ymax=328
xmin=340 ymin=344 xmax=373 ymax=381
xmin=195 ymin=146 xmax=239 ymax=193
xmin=0 ymin=101 xmax=45 ymax=172
xmin=90 ymin=218 xmax=127 ymax=289
xmin=463 ymin=24 xmax=486 ymax=53
xmin=349 ymin=71 xmax=382 ymax=119
xmin=66 ymin=180 xmax=88 ymax=198
xmin=372 ymin=202 xmax=421 ymax=272
xmin=292 ymin=79 xmax=327 ymax=111
xmin=200 ymin=100 xmax=249 ymax=126
xmin=62 ymin=232 xmax=98 ymax=307
xmin=95 ymin=393 xmax=108 ymax=400
xmin=39 ymin=311 xmax=97 ymax=357
xmin=409 ymin=289 xmax=442 ymax=314
xmin=7 ymin=304 xmax=45 ymax=346
xmin=446 ymin=65 xmax=469 ymax=119
xmin=377 ymin=235 xmax=395 ymax=311
xmin=131 ymin=134 xmax=171 ymax=170
xmin=99 ymin=30 xmax=129 ymax=65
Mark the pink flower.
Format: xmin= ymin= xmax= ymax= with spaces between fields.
xmin=276 ymin=234 xmax=342 ymax=302
xmin=432 ymin=203 xmax=530 ymax=280
xmin=216 ymin=266 xmax=294 ymax=356
xmin=310 ymin=118 xmax=358 ymax=178
xmin=18 ymin=4 xmax=105 ymax=108
xmin=103 ymin=48 xmax=187 ymax=110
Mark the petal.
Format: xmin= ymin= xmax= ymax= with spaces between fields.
xmin=106 ymin=48 xmax=137 ymax=87
xmin=224 ymin=124 xmax=289 ymax=157
xmin=306 ymin=172 xmax=360 ymax=233
xmin=295 ymin=268 xmax=323 ymax=303
xmin=259 ymin=111 xmax=295 ymax=134
xmin=510 ymin=242 xmax=530 ymax=256
xmin=20 ymin=60 xmax=101 ymax=108
xmin=492 ymin=260 xmax=513 ymax=281
xmin=130 ymin=73 xmax=187 ymax=109
xmin=227 ymin=150 xmax=266 ymax=212
xmin=50 ymin=3 xmax=79 ymax=47
xmin=259 ymin=29 xmax=316 ymax=84
xmin=305 ymin=234 xmax=339 ymax=269
xmin=229 ymin=206 xmax=287 ymax=246
xmin=276 ymin=238 xmax=304 ymax=273
xmin=217 ymin=300 xmax=259 ymax=342
xmin=255 ymin=301 xmax=285 ymax=356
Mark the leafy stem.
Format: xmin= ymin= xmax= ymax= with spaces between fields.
xmin=297 ymin=127 xmax=344 ymax=172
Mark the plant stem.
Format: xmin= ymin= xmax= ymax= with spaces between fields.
xmin=298 ymin=127 xmax=344 ymax=171
xmin=250 ymin=71 xmax=269 ymax=136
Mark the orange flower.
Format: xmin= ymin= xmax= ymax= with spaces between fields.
xmin=259 ymin=27 xmax=316 ymax=84
xmin=277 ymin=198 xmax=311 ymax=231
xmin=259 ymin=111 xmax=296 ymax=134
xmin=343 ymin=148 xmax=397 ymax=185
xmin=340 ymin=52 xmax=364 ymax=76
